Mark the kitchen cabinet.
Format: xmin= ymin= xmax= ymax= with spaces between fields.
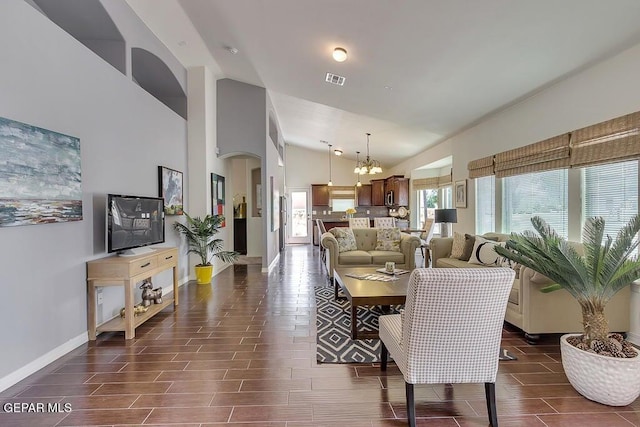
xmin=311 ymin=184 xmax=330 ymax=206
xmin=385 ymin=176 xmax=409 ymax=206
xmin=371 ymin=179 xmax=385 ymax=206
xmin=356 ymin=184 xmax=372 ymax=206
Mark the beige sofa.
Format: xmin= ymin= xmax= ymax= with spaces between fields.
xmin=321 ymin=228 xmax=420 ymax=279
xmin=430 ymin=232 xmax=631 ymax=343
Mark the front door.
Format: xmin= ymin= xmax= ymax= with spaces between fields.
xmin=288 ymin=189 xmax=310 ymax=244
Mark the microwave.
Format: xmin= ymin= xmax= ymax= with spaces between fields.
xmin=386 ymin=190 xmax=394 ymax=206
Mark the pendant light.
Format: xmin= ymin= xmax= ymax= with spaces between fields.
xmin=355 ymin=151 xmax=362 ymax=187
xmin=327 ymin=143 xmax=333 ymax=186
xmin=353 ymin=132 xmax=382 ymax=175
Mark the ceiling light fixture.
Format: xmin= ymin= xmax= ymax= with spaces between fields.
xmin=327 ymin=143 xmax=333 ymax=186
xmin=333 ymin=47 xmax=347 ymax=62
xmin=334 ymin=149 xmax=343 ymax=156
xmin=355 ymin=151 xmax=362 ymax=187
xmin=354 ymin=133 xmax=383 ymax=175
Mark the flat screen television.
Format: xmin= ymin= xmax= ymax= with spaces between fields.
xmin=107 ymin=194 xmax=165 ymax=256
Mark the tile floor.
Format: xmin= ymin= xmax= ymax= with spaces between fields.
xmin=0 ymin=245 xmax=638 ymax=426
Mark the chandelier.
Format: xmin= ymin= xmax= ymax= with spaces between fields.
xmin=354 ymin=133 xmax=382 ymax=175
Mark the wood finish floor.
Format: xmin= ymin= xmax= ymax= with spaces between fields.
xmin=1 ymin=244 xmax=639 ymax=426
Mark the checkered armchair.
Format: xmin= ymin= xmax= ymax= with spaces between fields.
xmin=379 ymin=268 xmax=515 ymax=427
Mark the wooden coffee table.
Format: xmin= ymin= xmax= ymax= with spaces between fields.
xmin=333 ymin=267 xmax=412 ymax=340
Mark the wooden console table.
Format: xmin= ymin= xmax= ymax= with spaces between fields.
xmin=86 ymin=247 xmax=179 ymax=340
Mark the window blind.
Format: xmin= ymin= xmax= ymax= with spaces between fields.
xmin=583 ymin=160 xmax=638 ymax=239
xmin=571 ymin=111 xmax=640 ymax=168
xmin=413 ymin=173 xmax=451 ymax=190
xmin=494 ymin=134 xmax=570 ymax=178
xmin=502 ymin=169 xmax=568 ymax=237
xmin=475 ymin=175 xmax=495 ymax=234
xmin=468 ymin=155 xmax=494 ymax=178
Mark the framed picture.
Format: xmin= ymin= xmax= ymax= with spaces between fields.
xmin=211 ymin=173 xmax=226 ymax=227
xmin=455 ymin=179 xmax=467 ymax=208
xmin=0 ymin=117 xmax=82 ymax=227
xmin=158 ymin=166 xmax=183 ymax=215
xmin=270 ymin=176 xmax=279 ymax=231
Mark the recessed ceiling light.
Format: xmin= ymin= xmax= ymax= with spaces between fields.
xmin=334 ymin=149 xmax=343 ymax=156
xmin=333 ymin=47 xmax=347 ymax=62
xmin=384 ymin=85 xmax=393 ymax=90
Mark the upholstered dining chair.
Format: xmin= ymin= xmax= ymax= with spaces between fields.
xmin=348 ymin=217 xmax=370 ymax=228
xmin=419 ymin=218 xmax=435 ymax=266
xmin=373 ymin=217 xmax=396 ymax=228
xmin=379 ymin=268 xmax=515 ymax=427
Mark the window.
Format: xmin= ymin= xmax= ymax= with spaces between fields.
xmin=331 ymin=199 xmax=355 ymax=212
xmin=475 ymin=175 xmax=495 ymax=234
xmin=503 ymin=169 xmax=568 ymax=237
xmin=416 ymin=189 xmax=438 ymax=227
xmin=441 ymin=186 xmax=453 ymax=209
xmin=583 ymin=161 xmax=638 ymax=239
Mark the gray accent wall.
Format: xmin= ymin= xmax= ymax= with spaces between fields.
xmin=0 ymin=1 xmax=187 ymax=386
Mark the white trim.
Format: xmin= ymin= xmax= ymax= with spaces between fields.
xmin=263 ymin=253 xmax=280 ymax=273
xmin=0 ymin=332 xmax=88 ymax=393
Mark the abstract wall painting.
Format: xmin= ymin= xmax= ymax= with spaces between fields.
xmin=211 ymin=173 xmax=226 ymax=227
xmin=0 ymin=117 xmax=82 ymax=227
xmin=158 ymin=166 xmax=183 ymax=215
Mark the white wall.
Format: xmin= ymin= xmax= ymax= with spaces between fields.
xmin=0 ymin=1 xmax=188 ymax=389
xmin=286 ymin=144 xmax=378 ymax=188
xmin=391 ymin=41 xmax=640 ymax=235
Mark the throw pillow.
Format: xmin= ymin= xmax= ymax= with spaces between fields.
xmin=375 ymin=227 xmax=402 ymax=252
xmin=459 ymin=234 xmax=477 ymax=261
xmin=450 ymin=232 xmax=466 ymax=259
xmin=460 ymin=234 xmax=499 ymax=261
xmin=329 ymin=227 xmax=358 ymax=253
xmin=468 ymin=237 xmax=506 ymax=266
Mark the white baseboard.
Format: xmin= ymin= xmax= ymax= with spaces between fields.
xmin=627 ymin=332 xmax=640 ymax=347
xmin=0 ymin=332 xmax=88 ymax=393
xmin=263 ymin=253 xmax=279 ymax=273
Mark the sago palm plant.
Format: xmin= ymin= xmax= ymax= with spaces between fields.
xmin=495 ymin=215 xmax=640 ymax=345
xmin=173 ymin=213 xmax=238 ymax=266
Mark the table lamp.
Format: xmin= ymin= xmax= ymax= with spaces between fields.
xmin=434 ymin=208 xmax=457 ymax=238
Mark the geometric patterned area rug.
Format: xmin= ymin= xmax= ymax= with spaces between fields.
xmin=315 ymin=286 xmax=401 ymax=364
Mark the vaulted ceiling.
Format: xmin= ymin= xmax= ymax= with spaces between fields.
xmin=127 ymin=0 xmax=640 ymax=168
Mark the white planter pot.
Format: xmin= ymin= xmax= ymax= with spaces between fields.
xmin=561 ymin=333 xmax=640 ymax=406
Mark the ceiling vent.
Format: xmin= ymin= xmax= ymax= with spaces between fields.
xmin=325 ymin=72 xmax=346 ymax=86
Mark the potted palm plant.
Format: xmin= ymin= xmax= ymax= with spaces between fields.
xmin=174 ymin=213 xmax=238 ymax=284
xmin=495 ymin=215 xmax=640 ymax=406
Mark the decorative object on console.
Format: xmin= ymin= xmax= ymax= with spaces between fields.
xmin=345 ymin=207 xmax=357 ymax=218
xmin=434 ymin=208 xmax=457 ymax=238
xmin=140 ymin=279 xmax=163 ymax=307
xmin=455 ymin=179 xmax=467 ymax=208
xmin=0 ymin=116 xmax=82 ymax=227
xmin=158 ymin=166 xmax=183 ymax=215
xmin=173 ymin=212 xmax=239 ymax=284
xmin=495 ymin=215 xmax=640 ymax=406
xmin=120 ymin=303 xmax=149 ymax=318
xmin=354 ymin=133 xmax=382 ymax=175
xmin=211 ymin=173 xmax=226 ymax=227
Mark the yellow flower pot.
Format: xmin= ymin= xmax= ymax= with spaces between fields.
xmin=195 ymin=265 xmax=213 ymax=284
